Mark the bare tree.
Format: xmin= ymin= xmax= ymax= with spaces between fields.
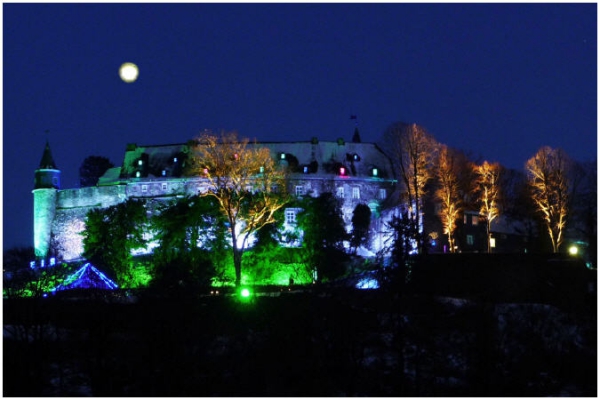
xmin=473 ymin=161 xmax=502 ymax=253
xmin=435 ymin=145 xmax=463 ymax=252
xmin=525 ymin=146 xmax=571 ymax=253
xmin=188 ymin=131 xmax=289 ymax=286
xmin=382 ymin=122 xmax=438 ymax=253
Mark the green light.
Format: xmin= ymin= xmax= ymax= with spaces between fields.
xmin=240 ymin=288 xmax=251 ymax=297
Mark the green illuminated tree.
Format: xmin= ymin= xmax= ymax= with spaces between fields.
xmin=297 ymin=192 xmax=349 ymax=282
xmin=473 ymin=160 xmax=502 ymax=253
xmin=187 ymin=131 xmax=289 ymax=286
xmin=525 ymin=146 xmax=571 ymax=253
xmin=82 ymin=198 xmax=147 ymax=285
xmin=381 ymin=122 xmax=438 ymax=253
xmin=151 ymin=196 xmax=226 ymax=289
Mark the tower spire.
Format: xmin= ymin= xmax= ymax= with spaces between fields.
xmin=39 ymin=140 xmax=58 ymax=170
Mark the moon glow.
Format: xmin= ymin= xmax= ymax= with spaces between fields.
xmin=119 ymin=62 xmax=139 ymax=83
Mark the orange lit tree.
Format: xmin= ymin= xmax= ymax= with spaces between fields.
xmin=188 ymin=131 xmax=289 ymax=286
xmin=525 ymin=146 xmax=571 ymax=253
xmin=382 ymin=122 xmax=437 ymax=253
xmin=434 ymin=145 xmax=463 ymax=252
xmin=474 ymin=161 xmax=502 ymax=253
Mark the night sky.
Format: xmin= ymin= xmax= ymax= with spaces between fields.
xmin=3 ymin=3 xmax=597 ymax=250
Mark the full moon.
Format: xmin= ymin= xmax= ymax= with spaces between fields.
xmin=119 ymin=62 xmax=139 ymax=83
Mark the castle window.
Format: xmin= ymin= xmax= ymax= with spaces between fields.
xmin=295 ymin=186 xmax=305 ymax=196
xmin=136 ymin=171 xmax=141 ymax=178
xmin=142 ymin=185 xmax=148 ymax=193
xmin=285 ymin=209 xmax=298 ymax=225
xmin=162 ymin=170 xmax=166 ymax=176
xmin=173 ymin=157 xmax=178 ymax=163
xmin=352 ymin=187 xmax=360 ymax=199
xmin=303 ymin=166 xmax=309 ymax=174
xmin=162 ymin=183 xmax=168 ymax=191
xmin=379 ymin=188 xmax=386 ymax=200
xmin=372 ymin=168 xmax=378 ymax=177
xmin=337 ymin=186 xmax=344 ymax=198
xmin=280 ymin=153 xmax=286 ymax=160
xmin=138 ymin=160 xmax=143 ymax=166
xmin=339 ymin=167 xmax=346 ymax=176
xmin=467 ymin=235 xmax=474 ymax=245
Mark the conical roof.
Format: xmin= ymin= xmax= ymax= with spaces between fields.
xmin=39 ymin=141 xmax=58 ymax=169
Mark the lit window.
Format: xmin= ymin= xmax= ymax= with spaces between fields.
xmin=337 ymin=187 xmax=344 ymax=198
xmin=295 ymin=186 xmax=305 ymax=196
xmin=142 ymin=185 xmax=148 ymax=192
xmin=136 ymin=171 xmax=141 ymax=178
xmin=372 ymin=168 xmax=378 ymax=177
xmin=303 ymin=166 xmax=309 ymax=174
xmin=466 ymin=235 xmax=474 ymax=245
xmin=173 ymin=157 xmax=178 ymax=163
xmin=260 ymin=166 xmax=265 ymax=174
xmin=340 ymin=167 xmax=346 ymax=176
xmin=490 ymin=238 xmax=496 ymax=248
xmin=50 ymin=257 xmax=56 ymax=266
xmin=353 ymin=154 xmax=360 ymax=161
xmin=280 ymin=153 xmax=286 ymax=160
xmin=162 ymin=170 xmax=166 ymax=176
xmin=472 ymin=215 xmax=479 ymax=226
xmin=352 ymin=187 xmax=360 ymax=199
xmin=138 ymin=160 xmax=143 ymax=166
xmin=379 ymin=188 xmax=386 ymax=199
xmin=285 ymin=209 xmax=297 ymax=225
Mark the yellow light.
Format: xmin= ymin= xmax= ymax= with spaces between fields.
xmin=119 ymin=62 xmax=139 ymax=83
xmin=569 ymin=245 xmax=578 ymax=256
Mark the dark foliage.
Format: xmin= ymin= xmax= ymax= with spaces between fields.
xmin=297 ymin=192 xmax=349 ymax=282
xmin=350 ymin=203 xmax=372 ymax=253
xmin=3 ymin=266 xmax=596 ymax=397
xmin=79 ymin=156 xmax=114 ymax=187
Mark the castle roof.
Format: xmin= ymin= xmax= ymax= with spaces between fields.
xmin=38 ymin=141 xmax=58 ymax=170
xmin=113 ymin=138 xmax=396 ymax=181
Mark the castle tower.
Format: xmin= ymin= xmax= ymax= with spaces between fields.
xmin=33 ymin=141 xmax=60 ymax=258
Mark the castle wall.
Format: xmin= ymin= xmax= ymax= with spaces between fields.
xmin=51 ymin=185 xmax=128 ymax=261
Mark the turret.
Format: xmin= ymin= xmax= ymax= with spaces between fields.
xmin=33 ymin=141 xmax=60 ymax=258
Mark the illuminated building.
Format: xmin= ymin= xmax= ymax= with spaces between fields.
xmin=33 ymin=133 xmax=399 ymax=262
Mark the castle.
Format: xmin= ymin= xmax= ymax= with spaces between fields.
xmin=33 ymin=131 xmax=401 ymax=263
